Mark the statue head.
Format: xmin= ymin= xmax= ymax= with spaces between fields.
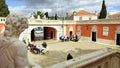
xmin=4 ymin=13 xmax=28 ymax=38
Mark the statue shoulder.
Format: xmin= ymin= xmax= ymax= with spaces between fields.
xmin=12 ymin=40 xmax=28 ymax=58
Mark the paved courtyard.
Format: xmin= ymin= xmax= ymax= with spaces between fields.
xmin=28 ymin=40 xmax=120 ymax=68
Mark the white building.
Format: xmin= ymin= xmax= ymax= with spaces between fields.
xmin=67 ymin=10 xmax=98 ymax=21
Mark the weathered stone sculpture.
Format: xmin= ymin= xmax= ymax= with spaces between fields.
xmin=0 ymin=13 xmax=41 ymax=68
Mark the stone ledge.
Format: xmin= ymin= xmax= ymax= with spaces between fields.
xmin=46 ymin=48 xmax=117 ymax=68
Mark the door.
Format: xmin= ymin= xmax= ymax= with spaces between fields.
xmin=44 ymin=27 xmax=47 ymax=40
xmin=50 ymin=31 xmax=53 ymax=39
xmin=116 ymin=34 xmax=120 ymax=45
xmin=31 ymin=29 xmax=35 ymax=41
xmin=92 ymin=32 xmax=96 ymax=42
xmin=70 ymin=31 xmax=73 ymax=36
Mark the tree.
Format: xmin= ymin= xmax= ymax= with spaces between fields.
xmin=33 ymin=11 xmax=43 ymax=19
xmin=0 ymin=0 xmax=9 ymax=17
xmin=99 ymin=0 xmax=107 ymax=19
xmin=44 ymin=12 xmax=49 ymax=19
xmin=55 ymin=13 xmax=58 ymax=20
xmin=49 ymin=16 xmax=55 ymax=20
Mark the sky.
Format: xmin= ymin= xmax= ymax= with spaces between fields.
xmin=6 ymin=0 xmax=120 ymax=17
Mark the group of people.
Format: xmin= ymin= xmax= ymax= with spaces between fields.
xmin=28 ymin=41 xmax=48 ymax=54
xmin=59 ymin=35 xmax=79 ymax=42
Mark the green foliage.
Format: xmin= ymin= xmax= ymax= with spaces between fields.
xmin=0 ymin=0 xmax=9 ymax=17
xmin=99 ymin=0 xmax=107 ymax=19
xmin=33 ymin=11 xmax=44 ymax=19
xmin=55 ymin=13 xmax=58 ymax=20
xmin=58 ymin=17 xmax=64 ymax=20
xmin=32 ymin=11 xmax=60 ymax=20
xmin=44 ymin=12 xmax=49 ymax=19
xmin=22 ymin=39 xmax=26 ymax=44
xmin=49 ymin=16 xmax=55 ymax=20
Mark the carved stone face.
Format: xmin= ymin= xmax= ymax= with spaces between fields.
xmin=4 ymin=14 xmax=28 ymax=37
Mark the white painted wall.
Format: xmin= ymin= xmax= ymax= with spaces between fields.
xmin=74 ymin=15 xmax=98 ymax=21
xmin=19 ymin=25 xmax=63 ymax=42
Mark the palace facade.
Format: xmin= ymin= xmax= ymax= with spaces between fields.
xmin=0 ymin=10 xmax=120 ymax=45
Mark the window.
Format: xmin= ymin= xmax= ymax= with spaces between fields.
xmin=103 ymin=26 xmax=109 ymax=36
xmin=79 ymin=17 xmax=82 ymax=20
xmin=4 ymin=19 xmax=6 ymax=21
xmin=89 ymin=17 xmax=92 ymax=20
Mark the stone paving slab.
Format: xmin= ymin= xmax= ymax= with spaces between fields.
xmin=28 ymin=40 xmax=120 ymax=68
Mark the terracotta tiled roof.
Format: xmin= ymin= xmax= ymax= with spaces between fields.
xmin=68 ymin=10 xmax=93 ymax=17
xmin=77 ymin=10 xmax=92 ymax=15
xmin=108 ymin=12 xmax=120 ymax=18
xmin=68 ymin=13 xmax=73 ymax=17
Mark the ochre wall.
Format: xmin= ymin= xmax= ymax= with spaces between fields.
xmin=97 ymin=24 xmax=119 ymax=40
xmin=0 ymin=24 xmax=4 ymax=33
xmin=45 ymin=27 xmax=56 ymax=39
xmin=66 ymin=24 xmax=77 ymax=36
xmin=80 ymin=24 xmax=92 ymax=37
xmin=66 ymin=24 xmax=120 ymax=41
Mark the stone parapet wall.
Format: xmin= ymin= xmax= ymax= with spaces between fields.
xmin=76 ymin=19 xmax=120 ymax=24
xmin=47 ymin=48 xmax=119 ymax=68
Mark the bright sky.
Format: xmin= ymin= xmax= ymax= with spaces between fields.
xmin=6 ymin=0 xmax=120 ymax=17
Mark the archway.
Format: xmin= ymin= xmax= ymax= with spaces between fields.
xmin=44 ymin=27 xmax=56 ymax=40
xmin=31 ymin=27 xmax=44 ymax=41
xmin=30 ymin=27 xmax=57 ymax=41
xmin=31 ymin=29 xmax=35 ymax=41
xmin=69 ymin=26 xmax=73 ymax=36
xmin=69 ymin=31 xmax=73 ymax=36
xmin=91 ymin=25 xmax=97 ymax=42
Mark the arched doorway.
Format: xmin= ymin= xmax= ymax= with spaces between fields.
xmin=69 ymin=26 xmax=73 ymax=36
xmin=31 ymin=27 xmax=44 ymax=41
xmin=31 ymin=27 xmax=56 ymax=41
xmin=116 ymin=34 xmax=120 ymax=45
xmin=91 ymin=25 xmax=97 ymax=42
xmin=44 ymin=27 xmax=56 ymax=40
xmin=92 ymin=32 xmax=96 ymax=42
xmin=31 ymin=29 xmax=35 ymax=41
xmin=69 ymin=31 xmax=73 ymax=36
xmin=116 ymin=26 xmax=120 ymax=45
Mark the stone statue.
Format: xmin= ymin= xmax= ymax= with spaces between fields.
xmin=0 ymin=13 xmax=41 ymax=68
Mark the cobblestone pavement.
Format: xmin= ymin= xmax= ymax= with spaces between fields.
xmin=28 ymin=40 xmax=120 ymax=68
